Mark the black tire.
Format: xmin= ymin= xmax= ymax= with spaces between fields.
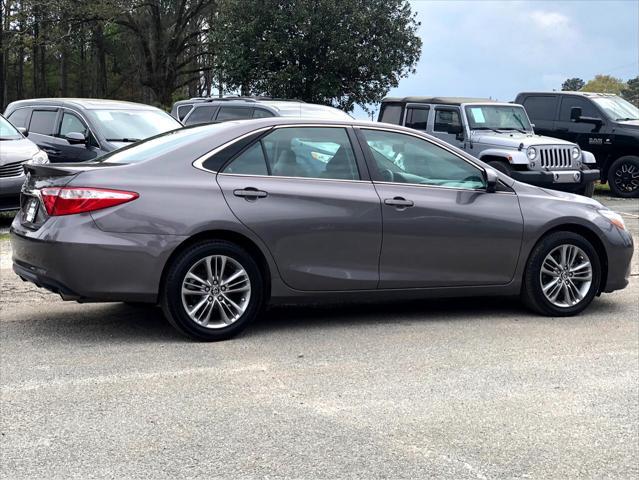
xmin=576 ymin=181 xmax=595 ymax=198
xmin=161 ymin=240 xmax=265 ymax=341
xmin=487 ymin=160 xmax=513 ymax=177
xmin=521 ymin=231 xmax=601 ymax=317
xmin=608 ymin=156 xmax=639 ymax=198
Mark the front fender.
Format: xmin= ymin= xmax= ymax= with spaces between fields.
xmin=582 ymin=150 xmax=597 ymax=164
xmin=478 ymin=149 xmax=529 ymax=165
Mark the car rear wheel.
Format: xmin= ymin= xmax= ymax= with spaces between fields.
xmin=521 ymin=231 xmax=601 ymax=316
xmin=608 ymin=156 xmax=639 ymax=198
xmin=161 ymin=240 xmax=264 ymax=341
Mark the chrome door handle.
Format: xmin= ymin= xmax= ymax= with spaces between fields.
xmin=384 ymin=197 xmax=414 ymax=208
xmin=233 ymin=188 xmax=268 ymax=199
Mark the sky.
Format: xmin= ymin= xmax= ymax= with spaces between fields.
xmin=353 ymin=0 xmax=639 ymax=119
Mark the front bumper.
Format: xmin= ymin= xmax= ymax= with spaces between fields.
xmin=10 ymin=214 xmax=187 ymax=303
xmin=511 ymin=169 xmax=600 ymax=190
xmin=0 ymin=175 xmax=25 ymax=211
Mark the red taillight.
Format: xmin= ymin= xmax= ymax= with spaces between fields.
xmin=40 ymin=187 xmax=139 ymax=216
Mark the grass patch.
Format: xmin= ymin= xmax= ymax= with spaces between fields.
xmin=0 ymin=233 xmax=10 ymax=241
xmin=595 ymin=181 xmax=610 ymax=192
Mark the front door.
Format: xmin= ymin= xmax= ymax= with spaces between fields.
xmin=217 ymin=126 xmax=382 ymax=291
xmin=357 ymin=128 xmax=524 ymax=288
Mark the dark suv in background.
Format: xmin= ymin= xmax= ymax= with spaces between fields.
xmin=4 ymin=98 xmax=182 ymax=163
xmin=516 ymin=92 xmax=639 ymax=198
xmin=172 ymin=97 xmax=352 ymax=126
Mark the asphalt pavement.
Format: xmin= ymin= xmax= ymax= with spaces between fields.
xmin=0 ymin=194 xmax=637 ymax=479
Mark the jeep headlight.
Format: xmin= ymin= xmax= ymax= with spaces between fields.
xmin=27 ymin=150 xmax=49 ymax=165
xmin=526 ymin=147 xmax=537 ymax=160
xmin=571 ymin=147 xmax=580 ymax=159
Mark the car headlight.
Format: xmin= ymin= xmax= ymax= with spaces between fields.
xmin=599 ymin=209 xmax=626 ymax=230
xmin=27 ymin=150 xmax=49 ymax=165
xmin=571 ymin=147 xmax=580 ymax=159
xmin=526 ymin=147 xmax=537 ymax=160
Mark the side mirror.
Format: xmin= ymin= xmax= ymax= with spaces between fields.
xmin=485 ymin=168 xmax=498 ymax=193
xmin=17 ymin=127 xmax=28 ymax=137
xmin=66 ymin=132 xmax=86 ymax=145
xmin=570 ymin=107 xmax=582 ymax=122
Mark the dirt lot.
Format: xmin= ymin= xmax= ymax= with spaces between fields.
xmin=1 ymin=194 xmax=637 ymax=479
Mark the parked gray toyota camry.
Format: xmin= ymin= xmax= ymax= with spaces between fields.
xmin=10 ymin=118 xmax=633 ymax=340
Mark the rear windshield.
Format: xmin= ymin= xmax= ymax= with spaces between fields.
xmin=97 ymin=123 xmax=230 ymax=164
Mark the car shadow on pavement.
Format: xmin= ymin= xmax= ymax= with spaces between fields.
xmin=9 ymin=293 xmax=622 ymax=344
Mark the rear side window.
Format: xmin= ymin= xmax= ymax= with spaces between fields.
xmin=177 ymin=105 xmax=194 ymax=121
xmin=29 ymin=110 xmax=58 ymax=135
xmin=558 ymin=96 xmax=598 ymax=121
xmin=223 ymin=143 xmax=269 ymax=175
xmin=216 ymin=107 xmax=253 ymax=121
xmin=522 ymin=96 xmax=557 ymax=121
xmin=7 ymin=108 xmax=31 ymax=128
xmin=185 ymin=105 xmax=216 ymax=125
xmin=405 ymin=107 xmax=429 ymax=130
xmin=379 ymin=104 xmax=403 ymax=125
xmin=253 ymin=108 xmax=275 ymax=118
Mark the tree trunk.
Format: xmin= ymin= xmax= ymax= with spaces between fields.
xmin=78 ymin=28 xmax=85 ymax=96
xmin=93 ymin=24 xmax=107 ymax=97
xmin=0 ymin=1 xmax=6 ymax=108
xmin=59 ymin=43 xmax=69 ymax=97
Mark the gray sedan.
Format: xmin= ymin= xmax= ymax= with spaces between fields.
xmin=10 ymin=118 xmax=634 ymax=340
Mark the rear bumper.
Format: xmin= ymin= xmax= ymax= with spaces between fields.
xmin=511 ymin=169 xmax=600 ymax=190
xmin=10 ymin=214 xmax=187 ymax=303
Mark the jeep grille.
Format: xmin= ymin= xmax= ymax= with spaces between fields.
xmin=538 ymin=147 xmax=574 ymax=170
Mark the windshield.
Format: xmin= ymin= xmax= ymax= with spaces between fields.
xmin=465 ymin=105 xmax=532 ymax=132
xmin=86 ymin=109 xmax=182 ymax=142
xmin=592 ymin=96 xmax=639 ymax=121
xmin=97 ymin=123 xmax=230 ymax=164
xmin=0 ymin=115 xmax=22 ymax=140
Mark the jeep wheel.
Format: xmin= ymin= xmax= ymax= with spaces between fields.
xmin=486 ymin=160 xmax=513 ymax=177
xmin=608 ymin=156 xmax=639 ymax=198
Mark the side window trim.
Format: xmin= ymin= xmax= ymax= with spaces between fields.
xmin=354 ymin=126 xmax=486 ymax=191
xmin=59 ymin=107 xmax=99 ymax=147
xmin=27 ymin=107 xmax=61 ymax=137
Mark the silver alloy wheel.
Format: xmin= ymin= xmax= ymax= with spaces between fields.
xmin=540 ymin=244 xmax=593 ymax=308
xmin=181 ymin=255 xmax=251 ymax=328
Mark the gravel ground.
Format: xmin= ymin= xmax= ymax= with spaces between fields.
xmin=0 ymin=194 xmax=637 ymax=479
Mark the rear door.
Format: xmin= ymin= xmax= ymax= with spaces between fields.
xmin=404 ymin=104 xmax=430 ymax=132
xmin=216 ymin=125 xmax=382 ymax=291
xmin=215 ymin=106 xmax=254 ymax=122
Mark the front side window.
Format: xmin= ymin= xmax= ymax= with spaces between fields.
xmin=433 ymin=108 xmax=461 ymax=133
xmin=59 ymin=112 xmax=89 ymax=137
xmin=223 ymin=127 xmax=359 ymax=181
xmin=177 ymin=104 xmax=194 ymax=121
xmin=362 ymin=129 xmax=485 ymax=190
xmin=405 ymin=107 xmax=429 ymax=130
xmin=88 ymin=109 xmax=181 ymax=141
xmin=29 ymin=110 xmax=58 ymax=135
xmin=465 ymin=105 xmax=532 ymax=132
xmin=558 ymin=97 xmax=599 ymax=121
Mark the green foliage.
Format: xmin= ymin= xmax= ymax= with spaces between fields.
xmin=561 ymin=77 xmax=585 ymax=91
xmin=581 ymin=74 xmax=627 ymax=95
xmin=621 ymin=77 xmax=639 ymax=107
xmin=210 ymin=0 xmax=422 ymax=111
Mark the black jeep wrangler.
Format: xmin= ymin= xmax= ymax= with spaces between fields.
xmin=516 ymin=91 xmax=639 ymax=198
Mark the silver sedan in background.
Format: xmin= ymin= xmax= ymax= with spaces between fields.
xmin=10 ymin=118 xmax=634 ymax=340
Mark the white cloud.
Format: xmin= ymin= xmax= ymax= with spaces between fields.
xmin=529 ymin=10 xmax=572 ymax=30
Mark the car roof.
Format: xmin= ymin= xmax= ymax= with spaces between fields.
xmin=187 ymin=100 xmax=352 ymax=120
xmin=7 ymin=98 xmax=163 ymax=111
xmin=381 ymin=96 xmax=497 ymax=106
xmin=517 ymin=91 xmax=621 ymax=98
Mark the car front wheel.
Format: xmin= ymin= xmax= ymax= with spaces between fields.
xmin=608 ymin=156 xmax=639 ymax=198
xmin=521 ymin=231 xmax=601 ymax=316
xmin=161 ymin=240 xmax=265 ymax=341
